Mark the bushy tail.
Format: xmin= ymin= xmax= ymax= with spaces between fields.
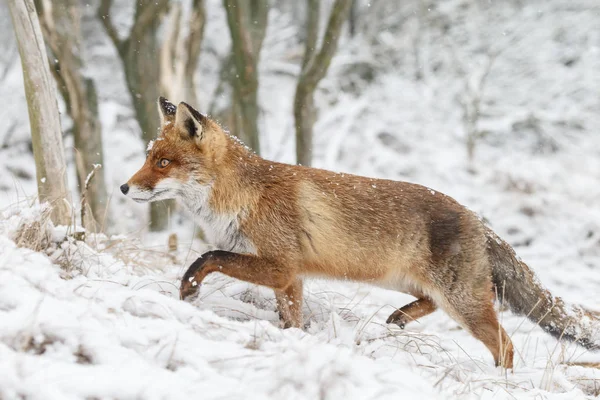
xmin=486 ymin=228 xmax=600 ymax=350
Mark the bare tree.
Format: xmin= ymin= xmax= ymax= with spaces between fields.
xmin=348 ymin=0 xmax=358 ymax=37
xmin=444 ymin=20 xmax=514 ymax=164
xmin=160 ymin=0 xmax=206 ymax=106
xmin=223 ymin=0 xmax=269 ymax=153
xmin=36 ymin=0 xmax=108 ymax=232
xmin=458 ymin=53 xmax=498 ymax=164
xmin=413 ymin=0 xmax=427 ymax=81
xmin=97 ymin=0 xmax=173 ymax=231
xmin=294 ymin=0 xmax=352 ymax=166
xmin=7 ymin=0 xmax=70 ymax=225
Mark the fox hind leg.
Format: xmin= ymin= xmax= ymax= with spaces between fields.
xmin=275 ymin=278 xmax=303 ymax=329
xmin=386 ymin=297 xmax=437 ymax=329
xmin=441 ymin=289 xmax=514 ymax=368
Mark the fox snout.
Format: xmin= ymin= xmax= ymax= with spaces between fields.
xmin=121 ymin=173 xmax=182 ymax=203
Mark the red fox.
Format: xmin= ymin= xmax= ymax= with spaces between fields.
xmin=122 ymin=97 xmax=599 ymax=368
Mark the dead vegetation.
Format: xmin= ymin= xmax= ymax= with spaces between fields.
xmin=11 ymin=203 xmax=53 ymax=252
xmin=4 ymin=200 xmax=182 ymax=275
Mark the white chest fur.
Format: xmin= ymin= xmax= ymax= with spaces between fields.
xmin=178 ymin=181 xmax=256 ymax=254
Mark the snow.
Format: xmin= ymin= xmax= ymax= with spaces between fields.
xmin=0 ymin=217 xmax=443 ymax=399
xmin=1 ymin=205 xmax=599 ymax=399
xmin=0 ymin=0 xmax=599 ymax=398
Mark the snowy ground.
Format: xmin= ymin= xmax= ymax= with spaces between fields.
xmin=1 ymin=205 xmax=599 ymax=400
xmin=1 ymin=0 xmax=600 ymax=398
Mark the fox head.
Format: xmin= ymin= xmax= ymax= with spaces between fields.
xmin=120 ymin=97 xmax=228 ymax=203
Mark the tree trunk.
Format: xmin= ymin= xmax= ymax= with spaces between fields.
xmin=223 ymin=0 xmax=268 ymax=154
xmin=184 ymin=0 xmax=205 ymax=106
xmin=36 ymin=0 xmax=108 ymax=232
xmin=98 ymin=0 xmax=174 ymax=231
xmin=160 ymin=0 xmax=206 ymax=106
xmin=294 ymin=85 xmax=316 ymax=165
xmin=294 ymin=0 xmax=351 ymax=166
xmin=126 ymin=1 xmax=172 ymax=232
xmin=7 ymin=0 xmax=71 ymax=226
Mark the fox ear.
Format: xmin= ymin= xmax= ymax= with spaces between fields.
xmin=175 ymin=102 xmax=205 ymax=141
xmin=158 ymin=96 xmax=177 ymax=126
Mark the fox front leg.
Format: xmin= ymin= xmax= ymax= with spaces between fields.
xmin=180 ymin=250 xmax=298 ymax=304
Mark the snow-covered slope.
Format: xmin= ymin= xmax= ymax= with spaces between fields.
xmin=1 ymin=205 xmax=599 ymax=399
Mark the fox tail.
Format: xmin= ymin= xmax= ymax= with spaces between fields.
xmin=487 ymin=228 xmax=600 ymax=350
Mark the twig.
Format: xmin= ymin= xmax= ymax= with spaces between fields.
xmin=80 ymin=163 xmax=102 ymax=235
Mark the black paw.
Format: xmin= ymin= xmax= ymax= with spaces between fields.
xmin=386 ymin=312 xmax=406 ymax=329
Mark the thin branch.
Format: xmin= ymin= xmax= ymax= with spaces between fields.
xmin=302 ymin=0 xmax=320 ymax=69
xmin=348 ymin=0 xmax=358 ymax=37
xmin=80 ymin=161 xmax=102 ymax=234
xmin=300 ymin=0 xmax=351 ymax=90
xmin=97 ymin=0 xmax=123 ymax=53
xmin=185 ymin=0 xmax=206 ymax=79
xmin=294 ymin=0 xmax=351 ymax=166
xmin=208 ymin=54 xmax=233 ymax=115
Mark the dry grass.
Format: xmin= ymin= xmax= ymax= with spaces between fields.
xmin=566 ymin=362 xmax=600 ymax=369
xmin=3 ymin=198 xmax=184 ymax=277
xmin=98 ymin=234 xmax=180 ymax=272
xmin=560 ymin=362 xmax=600 ymax=396
xmin=12 ymin=204 xmax=53 ymax=252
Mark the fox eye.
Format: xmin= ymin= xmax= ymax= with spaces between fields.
xmin=158 ymin=158 xmax=171 ymax=168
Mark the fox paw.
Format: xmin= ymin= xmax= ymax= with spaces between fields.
xmin=278 ymin=314 xmax=302 ymax=330
xmin=386 ymin=311 xmax=407 ymax=329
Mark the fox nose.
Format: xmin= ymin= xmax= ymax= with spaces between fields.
xmin=120 ymin=184 xmax=129 ymax=195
